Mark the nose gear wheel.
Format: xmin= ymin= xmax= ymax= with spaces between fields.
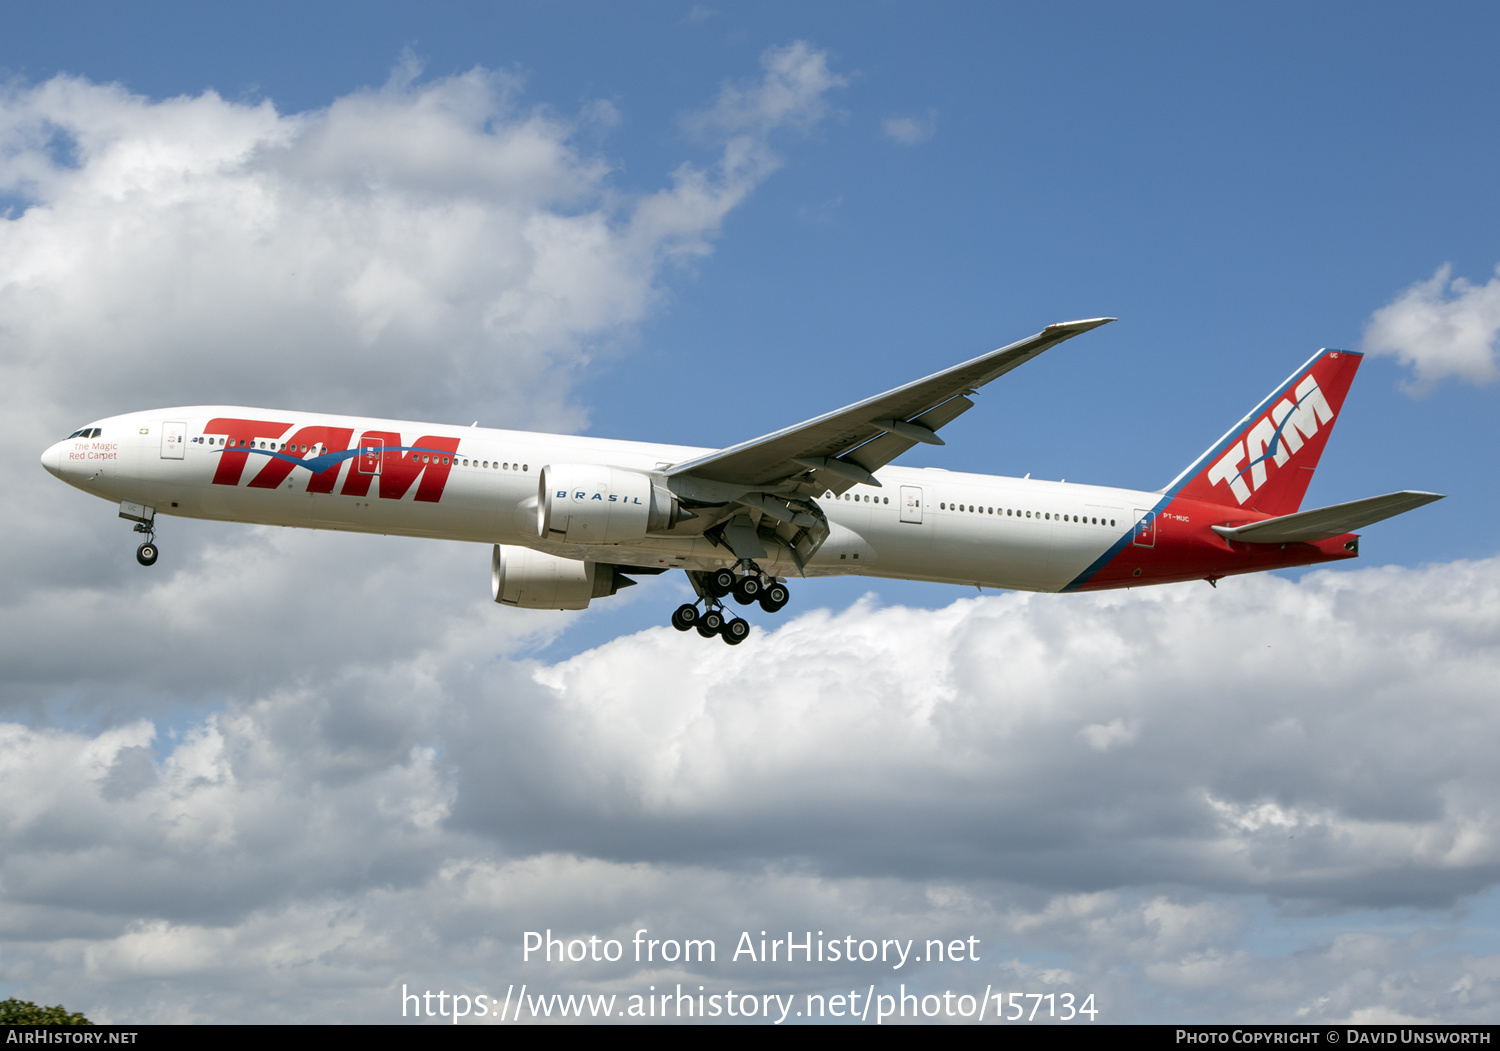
xmin=130 ymin=517 xmax=160 ymax=567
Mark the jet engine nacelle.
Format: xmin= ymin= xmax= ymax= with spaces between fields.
xmin=538 ymin=464 xmax=684 ymax=544
xmin=491 ymin=544 xmax=631 ymax=610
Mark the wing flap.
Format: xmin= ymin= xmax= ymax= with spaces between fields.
xmin=1210 ymin=491 xmax=1444 ymax=544
xmin=843 ymin=394 xmax=975 ymax=479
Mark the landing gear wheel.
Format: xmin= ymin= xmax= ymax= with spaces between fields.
xmin=722 ymin=618 xmax=750 ymax=645
xmin=707 ymin=568 xmax=736 ymax=597
xmin=671 ymin=604 xmax=699 ymax=631
xmin=699 ymin=609 xmax=726 ymax=636
xmin=136 ymin=542 xmax=158 ymax=567
xmin=758 ymin=582 xmax=789 ymax=613
xmin=731 ymin=576 xmax=761 ymax=605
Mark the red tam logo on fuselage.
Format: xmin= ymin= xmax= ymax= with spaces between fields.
xmin=203 ymin=418 xmax=460 ymax=502
xmin=339 ymin=431 xmax=460 ymax=502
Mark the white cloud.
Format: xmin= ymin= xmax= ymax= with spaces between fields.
xmin=3 ymin=559 xmax=1500 ymax=1020
xmin=882 ymin=110 xmax=937 ymax=146
xmin=1362 ymin=263 xmax=1500 ymax=391
xmin=1079 ymin=718 xmax=1138 ymax=752
xmin=0 ymin=48 xmax=842 ymax=433
xmin=0 ymin=46 xmax=842 ymax=700
xmin=693 ymin=42 xmax=844 ymax=140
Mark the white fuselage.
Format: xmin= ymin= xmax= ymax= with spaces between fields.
xmin=41 ymin=406 xmax=1152 ymax=593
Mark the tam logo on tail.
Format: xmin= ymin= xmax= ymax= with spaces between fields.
xmin=1206 ymin=375 xmax=1335 ymax=504
xmin=1171 ymin=349 xmax=1362 ymax=518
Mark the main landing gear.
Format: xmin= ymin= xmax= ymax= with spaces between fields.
xmin=671 ymin=562 xmax=789 ymax=645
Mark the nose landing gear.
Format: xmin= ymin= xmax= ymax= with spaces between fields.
xmin=673 ymin=564 xmax=789 ymax=644
xmin=120 ymin=502 xmax=160 ymax=567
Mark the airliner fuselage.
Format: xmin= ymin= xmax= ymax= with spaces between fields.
xmin=44 ymin=404 xmax=1340 ymax=594
xmin=38 ymin=322 xmax=1441 ymax=643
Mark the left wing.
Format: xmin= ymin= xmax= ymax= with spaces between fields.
xmin=667 ymin=318 xmax=1114 ymax=494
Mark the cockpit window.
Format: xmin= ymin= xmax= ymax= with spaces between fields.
xmin=65 ymin=427 xmax=101 ymax=439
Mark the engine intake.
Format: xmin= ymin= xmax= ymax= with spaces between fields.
xmin=538 ymin=464 xmax=684 ymax=544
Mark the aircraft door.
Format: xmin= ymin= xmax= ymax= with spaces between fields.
xmin=900 ymin=485 xmax=923 ymax=524
xmin=357 ymin=437 xmax=383 ymax=476
xmin=160 ymin=421 xmax=186 ymax=459
xmin=1133 ymin=509 xmax=1156 ymax=548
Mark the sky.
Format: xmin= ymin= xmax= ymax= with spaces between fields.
xmin=2 ymin=1 xmax=1500 ymax=1025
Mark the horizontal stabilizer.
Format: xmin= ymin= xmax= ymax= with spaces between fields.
xmin=1211 ymin=491 xmax=1444 ymax=544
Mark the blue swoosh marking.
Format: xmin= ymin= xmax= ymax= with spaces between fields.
xmin=209 ymin=445 xmax=455 ymax=474
xmin=1060 ymin=506 xmax=1164 ymax=593
xmin=1231 ymin=386 xmax=1322 ymax=484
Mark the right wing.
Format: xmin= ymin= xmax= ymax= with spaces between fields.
xmin=659 ymin=317 xmax=1114 ymax=569
xmin=666 ymin=318 xmax=1115 ymax=493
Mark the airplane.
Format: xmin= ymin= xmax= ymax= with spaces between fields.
xmin=39 ymin=318 xmax=1443 ymax=645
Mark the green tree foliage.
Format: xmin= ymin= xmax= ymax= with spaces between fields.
xmin=0 ymin=998 xmax=92 ymax=1024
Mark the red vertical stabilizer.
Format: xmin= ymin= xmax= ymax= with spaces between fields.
xmin=1167 ymin=350 xmax=1362 ymax=517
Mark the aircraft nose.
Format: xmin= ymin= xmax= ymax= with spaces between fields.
xmin=40 ymin=441 xmax=63 ymax=479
